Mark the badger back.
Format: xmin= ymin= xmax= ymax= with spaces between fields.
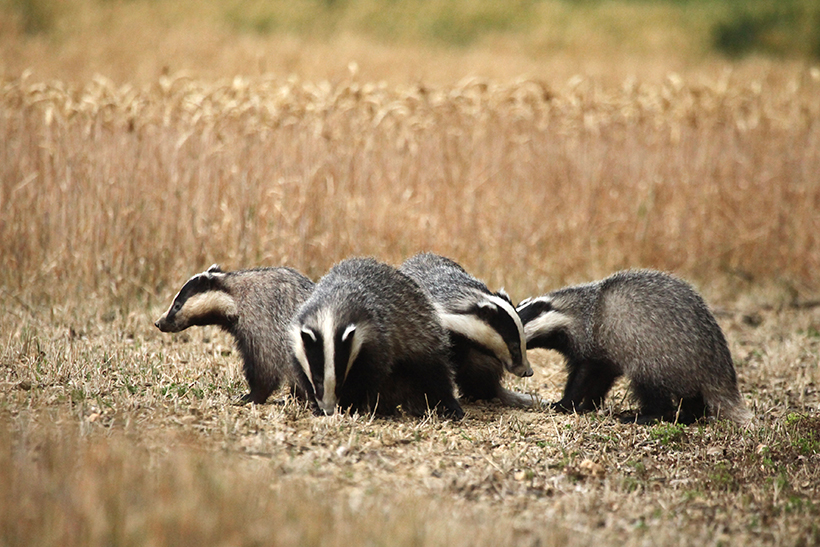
xmin=227 ymin=267 xmax=316 ymax=331
xmin=400 ymin=253 xmax=531 ymax=377
xmin=596 ymin=270 xmax=737 ymax=385
xmin=223 ymin=266 xmax=315 ymax=349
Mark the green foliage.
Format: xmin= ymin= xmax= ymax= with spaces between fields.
xmin=785 ymin=412 xmax=803 ymax=426
xmin=224 ymin=0 xmax=536 ymax=46
xmin=6 ymin=0 xmax=57 ymax=34
xmin=785 ymin=414 xmax=820 ymax=456
xmin=5 ymin=0 xmax=820 ymax=60
xmin=225 ymin=0 xmax=345 ymax=36
xmin=419 ymin=0 xmax=535 ymax=46
xmin=707 ymin=461 xmax=738 ymax=491
xmin=712 ymin=0 xmax=820 ymax=58
xmin=220 ymin=0 xmax=820 ymax=56
xmin=649 ymin=423 xmax=686 ymax=446
xmin=70 ymin=388 xmax=86 ymax=404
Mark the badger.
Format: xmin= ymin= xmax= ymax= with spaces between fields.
xmin=399 ymin=252 xmax=537 ymax=408
xmin=515 ymin=269 xmax=752 ymax=425
xmin=155 ymin=264 xmax=315 ymax=405
xmin=289 ymin=257 xmax=464 ymax=419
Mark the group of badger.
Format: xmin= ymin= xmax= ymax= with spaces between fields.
xmin=155 ymin=253 xmax=752 ymax=426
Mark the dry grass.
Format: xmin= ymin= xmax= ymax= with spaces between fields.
xmin=0 ymin=0 xmax=770 ymax=86
xmin=2 ymin=69 xmax=820 ymax=310
xmin=1 ymin=303 xmax=818 ymax=546
xmin=2 ymin=7 xmax=820 ymax=543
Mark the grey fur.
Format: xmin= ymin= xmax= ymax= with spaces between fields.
xmin=516 ymin=269 xmax=752 ymax=425
xmin=399 ymin=252 xmax=537 ymax=408
xmin=155 ymin=265 xmax=314 ymax=404
xmin=290 ymin=257 xmax=464 ymax=419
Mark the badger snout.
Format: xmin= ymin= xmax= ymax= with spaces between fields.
xmin=507 ymin=360 xmax=534 ymax=378
xmin=154 ymin=315 xmax=178 ymax=333
xmin=318 ymin=401 xmax=336 ymax=416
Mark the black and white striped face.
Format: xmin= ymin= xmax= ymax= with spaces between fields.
xmin=290 ymin=309 xmax=367 ymax=416
xmin=439 ymin=291 xmax=532 ymax=377
xmin=154 ymin=265 xmax=238 ymax=333
xmin=515 ymin=296 xmax=573 ymax=349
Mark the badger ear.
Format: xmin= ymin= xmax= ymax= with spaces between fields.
xmin=341 ymin=324 xmax=357 ymax=343
xmin=300 ymin=326 xmax=317 ymax=344
xmin=496 ymin=288 xmax=512 ymax=304
xmin=207 ymin=264 xmax=223 ymax=274
xmin=518 ymin=297 xmax=552 ymax=316
xmin=474 ymin=300 xmax=498 ymax=320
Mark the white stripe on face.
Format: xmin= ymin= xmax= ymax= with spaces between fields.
xmin=342 ymin=323 xmax=364 ymax=382
xmin=484 ymin=294 xmax=532 ymax=376
xmin=438 ymin=309 xmax=512 ymax=366
xmin=175 ymin=291 xmax=238 ymax=326
xmin=515 ymin=296 xmax=551 ymax=313
xmin=290 ymin=325 xmax=315 ymax=383
xmin=523 ymin=309 xmax=572 ymax=341
xmin=318 ymin=308 xmax=338 ymax=415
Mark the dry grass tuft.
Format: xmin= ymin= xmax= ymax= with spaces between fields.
xmin=2 ymin=59 xmax=819 ymax=546
xmin=1 ymin=304 xmax=819 ymax=545
xmin=2 ymin=70 xmax=819 ymax=310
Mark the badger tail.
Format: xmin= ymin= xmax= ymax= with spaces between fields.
xmin=708 ymin=392 xmax=754 ymax=427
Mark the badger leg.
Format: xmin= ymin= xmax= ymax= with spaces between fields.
xmin=237 ymin=392 xmax=256 ymax=405
xmin=453 ymin=346 xmax=540 ymax=408
xmin=624 ymin=381 xmax=675 ymax=424
xmin=425 ymin=366 xmax=465 ymax=418
xmin=554 ymin=360 xmax=595 ymax=413
xmin=391 ymin=358 xmax=465 ymax=420
xmin=238 ymin=390 xmax=270 ymax=405
xmin=438 ymin=395 xmax=466 ymax=419
xmin=289 ymin=362 xmax=322 ymax=415
xmin=675 ymin=394 xmax=708 ymax=424
xmin=575 ymin=365 xmax=619 ymax=412
xmin=702 ymin=384 xmax=754 ymax=426
xmin=454 ymin=362 xmax=503 ymax=401
xmin=454 ymin=353 xmax=539 ymax=409
xmin=239 ymin=352 xmax=281 ymax=404
xmin=241 ymin=379 xmax=278 ymax=405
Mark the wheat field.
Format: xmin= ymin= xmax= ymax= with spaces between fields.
xmin=2 ymin=69 xmax=819 ymax=305
xmin=2 ymin=10 xmax=820 ymax=545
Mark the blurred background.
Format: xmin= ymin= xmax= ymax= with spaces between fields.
xmin=1 ymin=0 xmax=819 ymax=309
xmin=2 ymin=0 xmax=820 ymax=84
xmin=2 ymin=5 xmax=819 ymax=545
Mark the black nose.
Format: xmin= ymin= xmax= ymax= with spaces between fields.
xmin=154 ymin=320 xmax=160 ymax=329
xmin=523 ymin=369 xmax=534 ymax=378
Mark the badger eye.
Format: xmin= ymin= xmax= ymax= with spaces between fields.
xmin=172 ymin=301 xmax=182 ymax=313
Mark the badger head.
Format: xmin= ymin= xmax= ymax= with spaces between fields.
xmin=515 ymin=295 xmax=574 ymax=351
xmin=154 ymin=264 xmax=238 ymax=332
xmin=290 ymin=307 xmax=369 ymax=416
xmin=439 ymin=289 xmax=532 ymax=378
